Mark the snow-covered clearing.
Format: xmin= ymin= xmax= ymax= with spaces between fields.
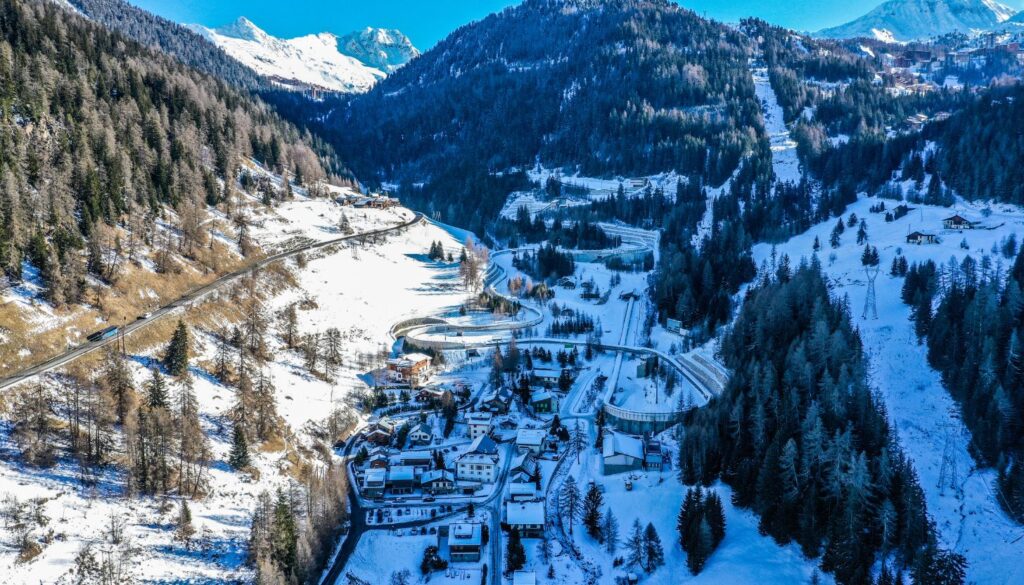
xmin=752 ymin=196 xmax=1024 ymax=584
xmin=752 ymin=66 xmax=802 ymax=187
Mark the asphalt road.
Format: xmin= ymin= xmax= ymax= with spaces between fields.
xmin=0 ymin=212 xmax=425 ymax=392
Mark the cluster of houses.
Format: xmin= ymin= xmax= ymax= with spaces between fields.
xmin=868 ymin=34 xmax=1024 ymax=101
xmin=881 ymin=40 xmax=1024 ymax=78
xmin=906 ymin=214 xmax=980 ymax=246
xmin=476 ymin=367 xmax=566 ymax=415
xmin=360 ymin=433 xmax=502 ymax=498
xmin=336 ymin=192 xmax=401 ymax=209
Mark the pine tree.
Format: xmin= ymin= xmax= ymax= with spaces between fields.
xmin=505 ymin=527 xmax=526 ymax=574
xmin=229 ymin=423 xmax=250 ymax=469
xmin=625 ymin=519 xmax=645 ymax=569
xmin=830 ymin=220 xmax=842 ymax=248
xmin=583 ymin=482 xmax=604 ymax=539
xmin=271 ymin=488 xmax=297 ymax=578
xmin=687 ymin=518 xmax=713 ymax=575
xmin=602 ymin=507 xmax=619 ymax=555
xmin=147 ymin=368 xmax=168 ymax=408
xmin=102 ymin=348 xmax=136 ymax=424
xmin=176 ymin=499 xmax=195 ymax=547
xmin=643 ymin=522 xmax=665 ymax=573
xmin=164 ymin=320 xmax=190 ymax=377
xmin=678 ymin=487 xmax=702 ymax=554
xmin=705 ymin=491 xmax=726 ymax=547
xmin=559 ymin=476 xmax=582 ymax=534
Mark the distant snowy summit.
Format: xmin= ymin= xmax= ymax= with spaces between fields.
xmin=338 ymin=27 xmax=419 ymax=74
xmin=188 ymin=17 xmax=418 ymax=93
xmin=815 ymin=0 xmax=1017 ymax=42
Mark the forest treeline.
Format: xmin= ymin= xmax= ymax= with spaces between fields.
xmin=677 ymin=260 xmax=964 ymax=585
xmin=901 ymin=253 xmax=1024 ymax=522
xmin=0 ymin=0 xmax=335 ymax=303
xmin=327 ymin=0 xmax=762 ymax=232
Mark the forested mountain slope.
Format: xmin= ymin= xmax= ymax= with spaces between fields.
xmin=67 ymin=0 xmax=262 ymax=89
xmin=329 ymin=0 xmax=763 ymax=229
xmin=0 ymin=0 xmax=345 ymax=369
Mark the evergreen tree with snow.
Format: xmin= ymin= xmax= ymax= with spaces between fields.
xmin=505 ymin=527 xmax=526 ymax=574
xmin=164 ymin=320 xmax=190 ymax=377
xmin=642 ymin=522 xmax=665 ymax=573
xmin=147 ymin=368 xmax=168 ymax=409
xmin=175 ymin=499 xmax=194 ymax=547
xmin=602 ymin=507 xmax=619 ymax=555
xmin=625 ymin=519 xmax=645 ymax=569
xmin=559 ymin=476 xmax=582 ymax=534
xmin=583 ymin=482 xmax=604 ymax=539
xmin=229 ymin=423 xmax=250 ymax=469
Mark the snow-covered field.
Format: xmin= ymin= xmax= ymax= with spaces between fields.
xmin=753 ymin=195 xmax=1024 ymax=584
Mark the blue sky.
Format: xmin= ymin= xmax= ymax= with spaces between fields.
xmin=133 ymin=0 xmax=1024 ymax=48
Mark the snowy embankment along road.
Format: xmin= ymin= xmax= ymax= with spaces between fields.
xmin=753 ymin=195 xmax=1024 ymax=584
xmin=0 ymin=209 xmax=424 ymax=393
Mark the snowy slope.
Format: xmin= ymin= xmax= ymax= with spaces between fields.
xmin=752 ymin=65 xmax=802 ymax=188
xmin=0 ymin=182 xmax=471 ymax=582
xmin=188 ymin=17 xmax=416 ymax=93
xmin=816 ymin=0 xmax=1015 ymax=41
xmin=752 ymin=196 xmax=1024 ymax=584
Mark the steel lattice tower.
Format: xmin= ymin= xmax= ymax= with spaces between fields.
xmin=863 ymin=266 xmax=879 ymax=320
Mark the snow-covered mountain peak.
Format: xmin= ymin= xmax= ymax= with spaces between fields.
xmin=338 ymin=26 xmax=419 ymax=73
xmin=214 ymin=16 xmax=271 ymax=43
xmin=188 ymin=17 xmax=417 ymax=93
xmin=816 ymin=0 xmax=1016 ymax=42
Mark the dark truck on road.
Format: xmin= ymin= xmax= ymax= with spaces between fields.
xmin=86 ymin=326 xmax=119 ymax=343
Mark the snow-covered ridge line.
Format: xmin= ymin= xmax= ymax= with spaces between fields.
xmin=816 ymin=0 xmax=1017 ymax=42
xmin=188 ymin=17 xmax=418 ymax=93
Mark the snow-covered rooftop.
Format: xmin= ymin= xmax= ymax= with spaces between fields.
xmin=420 ymin=470 xmax=454 ymax=484
xmin=466 ymin=411 xmax=493 ymax=424
xmin=388 ymin=465 xmax=417 ymax=482
xmin=603 ymin=431 xmax=644 ymax=460
xmin=516 ymin=428 xmax=547 ymax=447
xmin=449 ymin=522 xmax=482 ymax=546
xmin=506 ymin=500 xmax=545 ymax=526
xmin=467 ymin=434 xmax=499 ymax=455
